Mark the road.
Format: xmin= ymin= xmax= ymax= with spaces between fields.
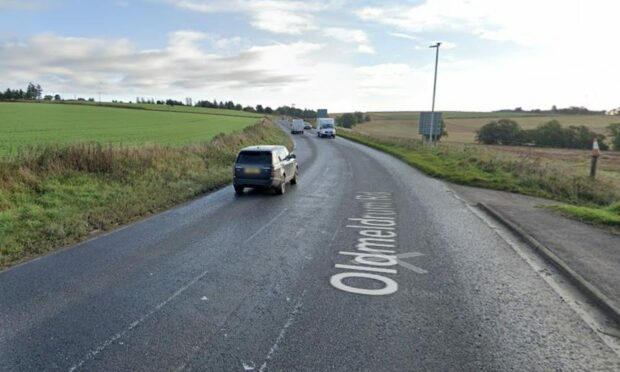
xmin=1 ymin=127 xmax=619 ymax=371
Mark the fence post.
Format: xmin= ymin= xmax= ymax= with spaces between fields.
xmin=590 ymin=139 xmax=601 ymax=178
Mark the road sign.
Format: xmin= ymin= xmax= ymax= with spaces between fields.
xmin=419 ymin=112 xmax=443 ymax=136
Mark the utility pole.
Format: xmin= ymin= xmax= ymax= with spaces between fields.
xmin=429 ymin=42 xmax=441 ymax=145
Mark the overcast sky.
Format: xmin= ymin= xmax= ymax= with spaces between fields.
xmin=1 ymin=0 xmax=618 ymax=112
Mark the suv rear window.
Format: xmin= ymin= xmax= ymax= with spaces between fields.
xmin=237 ymin=151 xmax=273 ymax=165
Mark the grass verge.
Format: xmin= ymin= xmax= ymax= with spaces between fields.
xmin=547 ymin=203 xmax=620 ymax=232
xmin=338 ymin=129 xmax=620 ymax=229
xmin=0 ymin=119 xmax=292 ymax=269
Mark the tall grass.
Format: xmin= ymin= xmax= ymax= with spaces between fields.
xmin=0 ymin=119 xmax=292 ymax=268
xmin=338 ymin=130 xmax=619 ymax=220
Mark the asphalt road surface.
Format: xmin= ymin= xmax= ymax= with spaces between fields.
xmin=2 ymin=128 xmax=619 ymax=371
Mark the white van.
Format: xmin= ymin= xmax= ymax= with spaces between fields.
xmin=291 ymin=119 xmax=305 ymax=134
xmin=316 ymin=118 xmax=336 ymax=138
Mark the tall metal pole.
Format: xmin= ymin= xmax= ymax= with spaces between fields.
xmin=429 ymin=42 xmax=441 ymax=145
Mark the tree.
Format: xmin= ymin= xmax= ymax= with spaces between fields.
xmin=166 ymin=99 xmax=184 ymax=106
xmin=26 ymin=82 xmax=38 ymax=100
xmin=353 ymin=112 xmax=364 ymax=123
xmin=476 ymin=119 xmax=522 ymax=145
xmin=529 ymin=120 xmax=568 ymax=147
xmin=339 ymin=113 xmax=358 ymax=128
xmin=264 ymin=106 xmax=273 ymax=114
xmin=607 ymin=123 xmax=620 ymax=151
xmin=54 ymin=94 xmax=62 ymax=101
xmin=302 ymin=109 xmax=317 ymax=119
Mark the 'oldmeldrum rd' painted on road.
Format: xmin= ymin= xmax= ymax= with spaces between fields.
xmin=331 ymin=192 xmax=401 ymax=296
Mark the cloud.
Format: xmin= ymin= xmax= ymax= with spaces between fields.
xmin=356 ymin=44 xmax=375 ymax=54
xmin=354 ymin=0 xmax=620 ymax=111
xmin=355 ymin=63 xmax=425 ymax=96
xmin=323 ymin=27 xmax=374 ymax=54
xmin=213 ymin=36 xmax=243 ymax=50
xmin=0 ymin=32 xmax=324 ymax=95
xmin=356 ymin=0 xmax=618 ymax=47
xmin=169 ymin=0 xmax=324 ymax=34
xmin=0 ymin=30 xmax=423 ymax=111
xmin=389 ymin=32 xmax=417 ymax=41
xmin=323 ymin=27 xmax=368 ymax=44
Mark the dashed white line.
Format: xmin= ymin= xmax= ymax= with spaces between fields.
xmin=258 ymin=291 xmax=306 ymax=372
xmin=243 ymin=208 xmax=289 ymax=244
xmin=68 ymin=270 xmax=209 ymax=372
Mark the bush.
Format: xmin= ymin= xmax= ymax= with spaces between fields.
xmin=608 ymin=123 xmax=620 ymax=151
xmin=340 ymin=113 xmax=357 ymax=128
xmin=527 ymin=121 xmax=608 ymax=150
xmin=477 ymin=119 xmax=608 ymax=150
xmin=476 ymin=119 xmax=522 ymax=145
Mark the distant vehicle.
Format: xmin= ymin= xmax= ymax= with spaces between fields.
xmin=316 ymin=118 xmax=336 ymax=138
xmin=233 ymin=145 xmax=298 ymax=195
xmin=304 ymin=122 xmax=312 ymax=130
xmin=291 ymin=119 xmax=305 ymax=134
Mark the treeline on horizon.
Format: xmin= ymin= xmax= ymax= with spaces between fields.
xmin=0 ymin=83 xmax=322 ymax=119
xmin=495 ymin=105 xmax=607 ymax=115
xmin=476 ymin=119 xmax=620 ymax=151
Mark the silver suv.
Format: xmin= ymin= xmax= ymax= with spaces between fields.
xmin=233 ymin=145 xmax=298 ymax=195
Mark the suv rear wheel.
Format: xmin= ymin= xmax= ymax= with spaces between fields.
xmin=234 ymin=185 xmax=244 ymax=195
xmin=291 ymin=169 xmax=298 ymax=185
xmin=275 ymin=180 xmax=286 ymax=195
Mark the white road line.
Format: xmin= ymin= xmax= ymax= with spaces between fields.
xmin=243 ymin=208 xmax=289 ymax=244
xmin=67 ymin=270 xmax=210 ymax=372
xmin=258 ymin=291 xmax=306 ymax=372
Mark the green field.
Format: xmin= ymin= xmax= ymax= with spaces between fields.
xmin=60 ymin=100 xmax=263 ymax=118
xmin=0 ymin=106 xmax=290 ymax=268
xmin=0 ymin=102 xmax=262 ymax=155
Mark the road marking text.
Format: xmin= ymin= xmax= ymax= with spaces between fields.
xmin=330 ymin=192 xmax=400 ymax=296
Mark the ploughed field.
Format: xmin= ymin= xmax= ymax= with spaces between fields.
xmin=0 ymin=102 xmax=261 ymax=155
xmin=353 ymin=111 xmax=619 ymax=143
